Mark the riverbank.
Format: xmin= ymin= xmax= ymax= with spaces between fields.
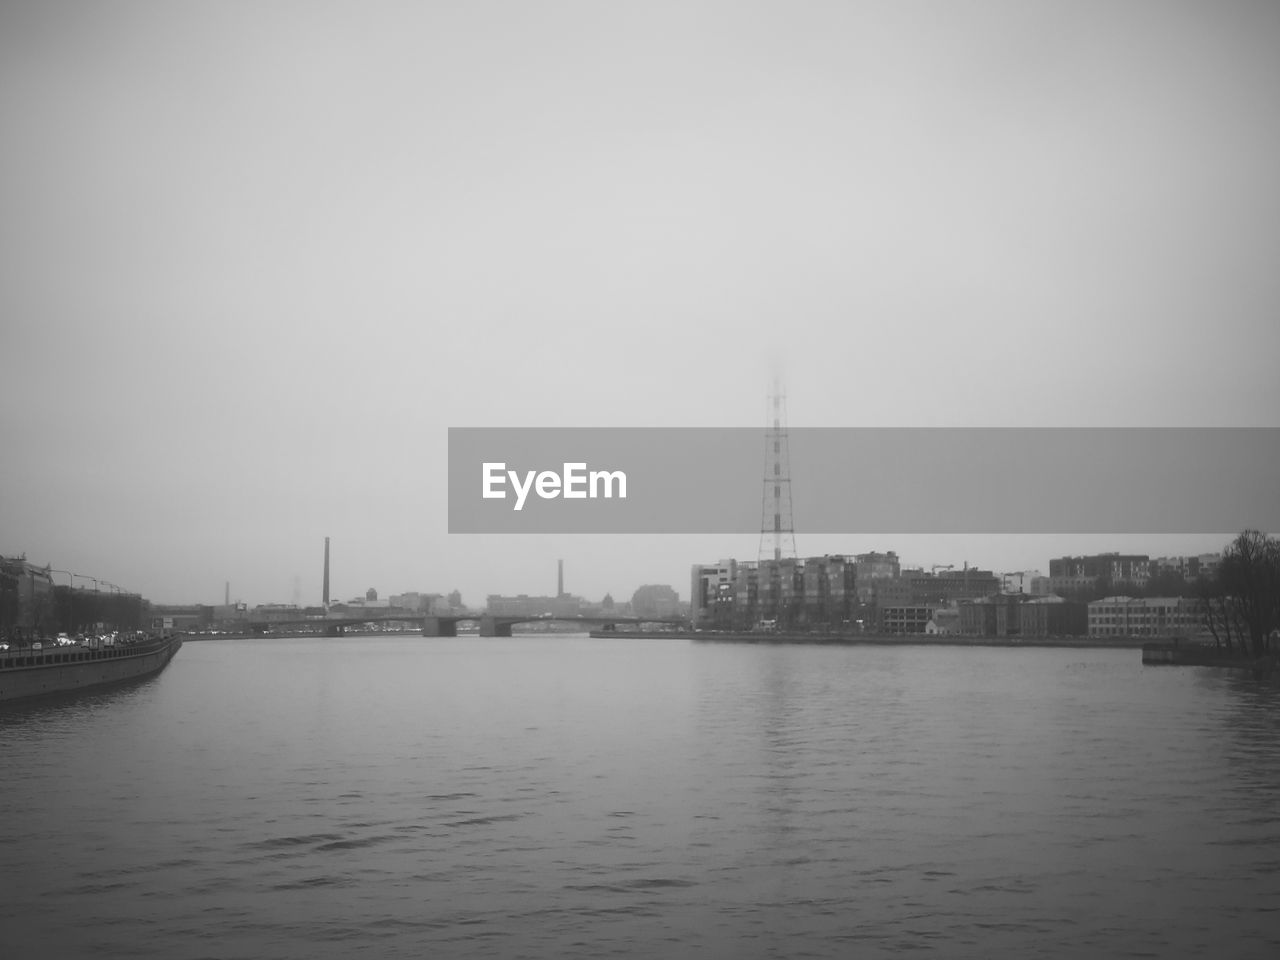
xmin=589 ymin=629 xmax=1150 ymax=648
xmin=1141 ymin=641 xmax=1275 ymax=675
xmin=0 ymin=634 xmax=183 ymax=702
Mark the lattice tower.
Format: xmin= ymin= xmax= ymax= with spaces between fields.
xmin=758 ymin=383 xmax=797 ymax=562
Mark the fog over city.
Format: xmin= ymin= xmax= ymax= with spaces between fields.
xmin=2 ymin=1 xmax=1277 ymax=607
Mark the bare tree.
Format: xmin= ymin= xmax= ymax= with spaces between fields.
xmin=1218 ymin=530 xmax=1280 ymax=659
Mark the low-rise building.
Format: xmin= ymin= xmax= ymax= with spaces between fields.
xmin=958 ymin=594 xmax=1087 ymax=637
xmin=925 ymin=605 xmax=962 ymax=635
xmin=152 ymin=604 xmax=214 ymax=632
xmin=1018 ymin=596 xmax=1088 ymax=637
xmin=1088 ymin=596 xmax=1203 ymax=638
xmin=880 ymin=604 xmax=937 ymax=634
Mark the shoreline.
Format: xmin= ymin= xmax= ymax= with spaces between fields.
xmin=0 ymin=635 xmax=184 ymax=702
xmin=589 ymin=630 xmax=1153 ymax=648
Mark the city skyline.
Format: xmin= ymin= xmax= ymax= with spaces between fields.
xmin=1 ymin=533 xmax=1245 ymax=611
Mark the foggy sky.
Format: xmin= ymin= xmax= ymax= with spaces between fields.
xmin=2 ymin=1 xmax=1277 ymax=607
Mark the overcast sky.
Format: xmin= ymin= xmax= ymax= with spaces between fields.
xmin=2 ymin=1 xmax=1277 ymax=607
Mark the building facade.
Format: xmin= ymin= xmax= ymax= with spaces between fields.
xmin=692 ymin=554 xmax=997 ymax=633
xmin=958 ymin=595 xmax=1087 ymax=637
xmin=1087 ymin=596 xmax=1203 ymax=638
xmin=1049 ymin=554 xmax=1150 ymax=589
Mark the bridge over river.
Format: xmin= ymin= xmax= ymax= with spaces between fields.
xmin=247 ymin=612 xmax=687 ymax=637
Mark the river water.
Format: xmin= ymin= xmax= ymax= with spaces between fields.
xmin=1 ymin=635 xmax=1278 ymax=958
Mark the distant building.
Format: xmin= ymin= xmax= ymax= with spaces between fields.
xmin=152 ymin=604 xmax=215 ymax=632
xmin=880 ymin=604 xmax=936 ymax=634
xmin=873 ymin=569 xmax=999 ymax=608
xmin=1018 ymin=596 xmax=1088 ymax=637
xmin=212 ymin=602 xmax=249 ymax=627
xmin=486 ymin=594 xmax=582 ymax=618
xmin=246 ymin=603 xmax=302 ymax=625
xmin=631 ymin=584 xmax=680 ymax=619
xmin=1088 ymin=596 xmax=1202 ymax=638
xmin=852 ymin=551 xmax=900 ymax=604
xmin=1049 ymin=554 xmax=1150 ymax=590
xmin=1028 ymin=573 xmax=1053 ymax=596
xmin=334 ymin=596 xmax=390 ymax=611
xmin=390 ymin=592 xmax=439 ymax=613
xmin=1149 ymin=554 xmax=1221 ymax=582
xmin=958 ymin=594 xmax=1087 ymax=637
xmin=693 ymin=552 xmax=1000 ymax=633
xmin=925 ymin=605 xmax=962 ymax=635
xmin=0 ymin=556 xmax=55 ymax=636
xmin=691 ymin=559 xmax=739 ymax=630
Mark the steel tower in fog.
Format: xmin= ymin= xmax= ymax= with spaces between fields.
xmin=758 ymin=381 xmax=797 ymax=562
xmin=322 ymin=537 xmax=330 ymax=610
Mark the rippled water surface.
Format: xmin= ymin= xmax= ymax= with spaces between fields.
xmin=2 ymin=635 xmax=1279 ymax=958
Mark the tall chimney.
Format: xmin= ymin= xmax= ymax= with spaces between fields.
xmin=323 ymin=537 xmax=331 ymax=609
xmin=225 ymin=581 xmax=229 ymax=606
xmin=557 ymin=559 xmax=564 ymax=598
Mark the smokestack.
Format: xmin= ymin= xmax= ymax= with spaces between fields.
xmin=225 ymin=581 xmax=229 ymax=606
xmin=323 ymin=537 xmax=330 ymax=609
xmin=557 ymin=559 xmax=564 ymax=598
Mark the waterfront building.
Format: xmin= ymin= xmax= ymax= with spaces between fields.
xmin=212 ymin=603 xmax=249 ymax=628
xmin=1018 ymin=597 xmax=1088 ymax=637
xmin=693 ymin=552 xmax=1000 ymax=633
xmin=693 ymin=556 xmax=857 ymax=631
xmin=1 ymin=556 xmax=55 ymax=637
xmin=880 ymin=604 xmax=937 ymax=634
xmin=152 ymin=604 xmax=215 ymax=632
xmin=852 ymin=551 xmax=900 ymax=604
xmin=925 ymin=605 xmax=962 ymax=635
xmin=691 ymin=559 xmax=741 ymax=630
xmin=958 ymin=595 xmax=1087 ymax=637
xmin=1087 ymin=596 xmax=1203 ymax=638
xmin=958 ymin=594 xmax=1021 ymax=637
